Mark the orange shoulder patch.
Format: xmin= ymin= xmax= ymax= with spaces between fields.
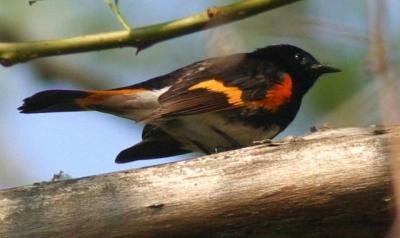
xmin=247 ymin=74 xmax=293 ymax=112
xmin=77 ymin=88 xmax=146 ymax=109
xmin=188 ymin=79 xmax=245 ymax=107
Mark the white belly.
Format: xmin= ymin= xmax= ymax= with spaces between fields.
xmin=159 ymin=113 xmax=281 ymax=153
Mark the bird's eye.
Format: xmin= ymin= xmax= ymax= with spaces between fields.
xmin=294 ymin=53 xmax=307 ymax=65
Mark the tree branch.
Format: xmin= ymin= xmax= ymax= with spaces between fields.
xmin=0 ymin=125 xmax=395 ymax=238
xmin=0 ymin=0 xmax=302 ymax=67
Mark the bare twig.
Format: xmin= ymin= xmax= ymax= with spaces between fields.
xmin=0 ymin=0 xmax=302 ymax=67
xmin=105 ymin=0 xmax=132 ymax=31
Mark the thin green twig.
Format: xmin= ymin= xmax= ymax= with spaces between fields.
xmin=0 ymin=0 xmax=303 ymax=67
xmin=105 ymin=0 xmax=132 ymax=31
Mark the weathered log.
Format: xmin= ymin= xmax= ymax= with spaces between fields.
xmin=0 ymin=125 xmax=396 ymax=238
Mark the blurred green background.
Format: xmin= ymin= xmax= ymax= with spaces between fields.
xmin=0 ymin=0 xmax=399 ymax=188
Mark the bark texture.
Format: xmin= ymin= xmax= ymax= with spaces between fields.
xmin=0 ymin=125 xmax=396 ymax=238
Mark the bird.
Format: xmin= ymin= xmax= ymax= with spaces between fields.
xmin=18 ymin=44 xmax=340 ymax=163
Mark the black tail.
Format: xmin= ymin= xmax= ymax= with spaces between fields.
xmin=115 ymin=125 xmax=189 ymax=163
xmin=18 ymin=90 xmax=90 ymax=113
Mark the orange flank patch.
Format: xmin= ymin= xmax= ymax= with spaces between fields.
xmin=189 ymin=79 xmax=245 ymax=107
xmin=77 ymin=88 xmax=146 ymax=109
xmin=248 ymin=74 xmax=293 ymax=112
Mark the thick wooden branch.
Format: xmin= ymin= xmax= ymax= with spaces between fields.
xmin=0 ymin=0 xmax=302 ymax=67
xmin=0 ymin=125 xmax=396 ymax=238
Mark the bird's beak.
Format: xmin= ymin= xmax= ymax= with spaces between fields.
xmin=312 ymin=64 xmax=341 ymax=74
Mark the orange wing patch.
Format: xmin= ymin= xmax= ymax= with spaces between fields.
xmin=188 ymin=79 xmax=245 ymax=107
xmin=248 ymin=74 xmax=293 ymax=112
xmin=188 ymin=75 xmax=293 ymax=112
xmin=77 ymin=88 xmax=146 ymax=109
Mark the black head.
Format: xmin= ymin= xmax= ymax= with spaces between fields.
xmin=252 ymin=44 xmax=340 ymax=93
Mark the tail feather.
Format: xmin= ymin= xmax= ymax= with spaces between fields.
xmin=115 ymin=139 xmax=189 ymax=163
xmin=18 ymin=90 xmax=90 ymax=113
xmin=115 ymin=125 xmax=189 ymax=163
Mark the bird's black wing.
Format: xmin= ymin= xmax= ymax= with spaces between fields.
xmin=148 ymin=54 xmax=285 ymax=120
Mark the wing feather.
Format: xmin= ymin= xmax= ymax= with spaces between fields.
xmin=155 ymin=87 xmax=234 ymax=118
xmin=144 ymin=54 xmax=286 ymax=121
